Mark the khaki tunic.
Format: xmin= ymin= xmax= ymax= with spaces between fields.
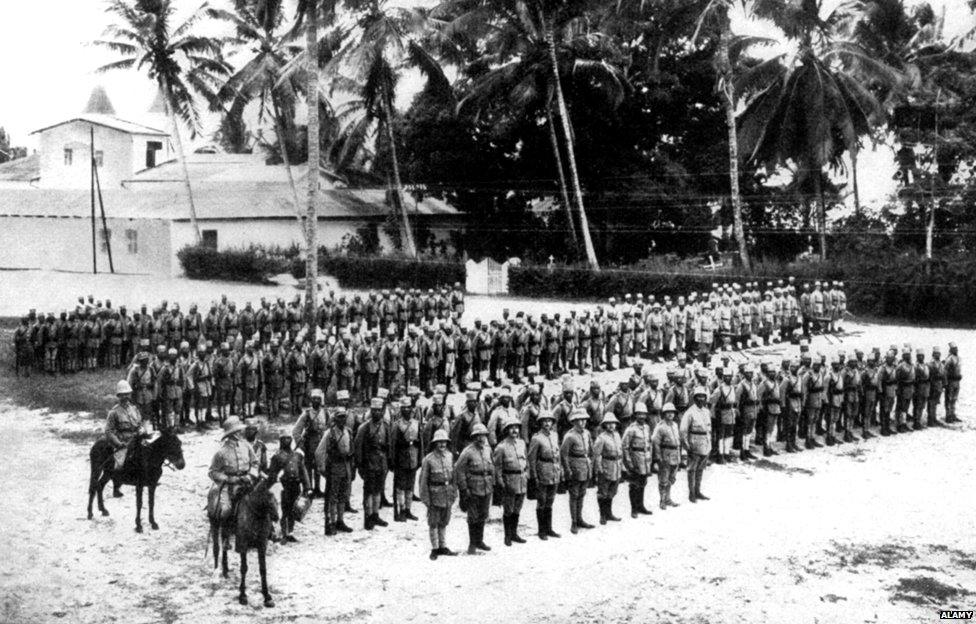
xmin=492 ymin=437 xmax=528 ymax=495
xmin=593 ymin=431 xmax=623 ymax=482
xmin=680 ymin=405 xmax=712 ymax=456
xmin=419 ymin=450 xmax=456 ymax=508
xmin=621 ymin=422 xmax=652 ymax=475
xmin=454 ymin=443 xmax=494 ymax=497
xmin=527 ymin=430 xmax=562 ymax=485
xmin=559 ymin=428 xmax=593 ymax=482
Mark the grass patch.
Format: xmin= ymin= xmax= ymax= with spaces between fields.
xmin=891 ymin=576 xmax=972 ymax=606
xmin=0 ymin=322 xmax=120 ymax=417
xmin=48 ymin=427 xmax=102 ymax=445
xmin=830 ymin=541 xmax=917 ymax=570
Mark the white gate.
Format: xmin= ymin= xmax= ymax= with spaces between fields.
xmin=465 ymin=258 xmax=510 ymax=294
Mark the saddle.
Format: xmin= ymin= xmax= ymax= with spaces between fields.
xmin=112 ymin=437 xmax=148 ymax=478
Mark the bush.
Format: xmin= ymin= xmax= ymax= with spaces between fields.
xmin=293 ymin=250 xmax=465 ymax=290
xmin=509 ymin=251 xmax=976 ymax=326
xmin=178 ymin=245 xmax=293 ymax=283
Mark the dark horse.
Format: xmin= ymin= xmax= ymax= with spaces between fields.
xmin=209 ymin=477 xmax=279 ymax=607
xmin=87 ymin=429 xmax=186 ymax=532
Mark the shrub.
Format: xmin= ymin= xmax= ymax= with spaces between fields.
xmin=292 ymin=250 xmax=464 ymax=290
xmin=177 ymin=244 xmax=293 ymax=283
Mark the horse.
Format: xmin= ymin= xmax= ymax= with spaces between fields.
xmin=87 ymin=428 xmax=186 ymax=532
xmin=209 ymin=477 xmax=279 ymax=608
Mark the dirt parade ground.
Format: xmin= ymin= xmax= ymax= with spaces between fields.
xmin=0 ymin=271 xmax=974 ymax=624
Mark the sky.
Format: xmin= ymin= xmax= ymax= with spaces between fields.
xmin=0 ymin=0 xmax=972 ymax=210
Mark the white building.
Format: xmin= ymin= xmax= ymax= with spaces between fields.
xmin=0 ymin=87 xmax=465 ymax=276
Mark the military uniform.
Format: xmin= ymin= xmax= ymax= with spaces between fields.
xmin=679 ymin=401 xmax=711 ymax=502
xmin=651 ymin=416 xmax=682 ymax=508
xmin=559 ymin=418 xmax=594 ymax=533
xmin=354 ymin=417 xmax=391 ymax=529
xmin=315 ymin=423 xmax=354 ymax=534
xmin=454 ymin=437 xmax=494 ymax=553
xmin=493 ymin=432 xmax=528 ymax=545
xmin=527 ymin=425 xmax=562 ymax=539
xmin=419 ymin=445 xmax=456 ymax=556
xmin=621 ymin=414 xmax=653 ymax=516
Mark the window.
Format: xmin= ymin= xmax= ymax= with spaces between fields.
xmin=100 ymin=228 xmax=112 ymax=253
xmin=63 ymin=148 xmax=73 ymax=166
xmin=125 ymin=229 xmax=138 ymax=254
xmin=146 ymin=141 xmax=163 ymax=168
xmin=202 ymin=230 xmax=218 ymax=249
xmin=94 ymin=150 xmax=104 ymax=167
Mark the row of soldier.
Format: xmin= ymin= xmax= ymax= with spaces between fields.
xmin=11 ymin=284 xmax=465 ymax=376
xmin=220 ymin=339 xmax=961 ymax=557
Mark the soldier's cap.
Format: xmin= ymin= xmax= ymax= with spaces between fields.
xmin=916 ymin=348 xmax=925 ymax=355
xmin=156 ymin=345 xmax=167 ymax=354
xmin=244 ymin=417 xmax=259 ymax=429
xmin=465 ymin=390 xmax=478 ymax=401
xmin=723 ymin=366 xmax=735 ymax=376
xmin=370 ymin=397 xmax=385 ymax=409
xmin=386 ymin=326 xmax=395 ymax=335
xmin=781 ymin=356 xmax=792 ymax=365
xmin=220 ymin=342 xmax=230 ymax=351
xmin=407 ymin=385 xmax=421 ymax=396
xmin=336 ymin=389 xmax=351 ymax=401
xmin=432 ymin=394 xmax=444 ymax=406
xmin=430 ymin=429 xmax=450 ymax=445
xmin=470 ymin=423 xmax=489 ymax=437
xmin=854 ymin=349 xmax=864 ymax=356
xmin=466 ymin=382 xmax=482 ymax=391
xmin=434 ymin=383 xmax=448 ymax=394
xmin=692 ymin=385 xmax=708 ymax=397
xmin=949 ymin=342 xmax=957 ymax=349
xmin=222 ymin=416 xmax=246 ymax=437
xmin=634 ymin=403 xmax=648 ymax=414
xmin=570 ymin=409 xmax=589 ymax=422
xmin=400 ymin=397 xmax=413 ymax=408
xmin=662 ymin=402 xmax=677 ymax=414
xmin=933 ymin=346 xmax=942 ymax=354
xmin=310 ymin=389 xmax=325 ymax=400
xmin=503 ymin=415 xmax=521 ymax=430
xmin=526 ymin=365 xmax=540 ymax=375
xmin=139 ymin=338 xmax=150 ymax=347
xmin=180 ymin=341 xmax=191 ymax=350
xmin=279 ymin=428 xmax=293 ymax=440
xmin=743 ymin=363 xmax=755 ymax=373
xmin=135 ymin=351 xmax=150 ymax=362
xmin=333 ymin=408 xmax=348 ymax=420
xmin=167 ymin=348 xmax=178 ymax=357
xmin=902 ymin=345 xmax=912 ymax=354
xmin=601 ymin=413 xmax=619 ymax=425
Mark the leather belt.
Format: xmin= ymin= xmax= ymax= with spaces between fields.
xmin=659 ymin=444 xmax=678 ymax=450
xmin=427 ymin=480 xmax=449 ymax=486
xmin=569 ymin=452 xmax=588 ymax=458
xmin=537 ymin=457 xmax=556 ymax=463
xmin=504 ymin=469 xmax=524 ymax=475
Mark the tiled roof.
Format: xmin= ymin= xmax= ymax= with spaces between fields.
xmin=0 ymin=185 xmax=460 ymax=221
xmin=30 ymin=114 xmax=167 ymax=137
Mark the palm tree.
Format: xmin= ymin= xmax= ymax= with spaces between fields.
xmin=692 ymin=0 xmax=761 ymax=271
xmin=321 ymin=0 xmax=450 ymax=257
xmin=95 ymin=0 xmax=230 ymax=242
xmin=210 ymin=0 xmax=305 ymax=226
xmin=432 ymin=0 xmax=616 ymax=269
xmin=735 ymin=0 xmax=897 ymax=260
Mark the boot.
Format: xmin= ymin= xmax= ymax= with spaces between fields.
xmin=739 ymin=449 xmax=750 ymax=461
xmin=629 ymin=490 xmax=639 ymax=519
xmin=825 ymin=435 xmax=836 ymax=446
xmin=430 ymin=549 xmax=439 ymax=561
xmin=503 ymin=515 xmax=513 ymax=546
xmin=714 ymin=454 xmax=725 ymax=465
xmin=744 ymin=448 xmax=758 ymax=460
xmin=537 ymin=509 xmax=548 ymax=540
xmin=364 ymin=514 xmax=374 ymax=531
xmin=545 ymin=510 xmax=560 ymax=538
xmin=325 ymin=520 xmax=336 ymax=536
xmin=336 ymin=519 xmax=353 ymax=533
xmin=606 ymin=500 xmax=620 ymax=522
xmin=372 ymin=513 xmax=388 ymax=528
xmin=660 ymin=492 xmax=667 ymax=510
xmin=570 ymin=498 xmax=579 ymax=534
xmin=578 ymin=500 xmax=594 ymax=529
xmin=763 ymin=444 xmax=774 ymax=457
xmin=861 ymin=428 xmax=875 ymax=439
xmin=695 ymin=490 xmax=709 ymax=501
xmin=598 ymin=499 xmax=608 ymax=525
xmin=511 ymin=513 xmax=526 ymax=543
xmin=843 ymin=431 xmax=857 ymax=443
xmin=404 ymin=509 xmax=419 ymax=521
xmin=666 ymin=493 xmax=679 ymax=507
xmin=476 ymin=523 xmax=491 ymax=551
xmin=467 ymin=524 xmax=480 ymax=555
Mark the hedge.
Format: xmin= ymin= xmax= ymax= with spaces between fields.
xmin=294 ymin=252 xmax=465 ymax=290
xmin=509 ymin=252 xmax=976 ymax=326
xmin=177 ymin=245 xmax=293 ymax=283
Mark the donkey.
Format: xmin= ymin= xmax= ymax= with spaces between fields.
xmin=209 ymin=477 xmax=279 ymax=607
xmin=87 ymin=429 xmax=186 ymax=532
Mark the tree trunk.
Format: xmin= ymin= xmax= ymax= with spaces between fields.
xmin=545 ymin=103 xmax=578 ymax=253
xmin=850 ymin=147 xmax=861 ymax=218
xmin=540 ymin=6 xmax=599 ymax=270
xmin=159 ymin=76 xmax=201 ymax=243
xmin=814 ymin=168 xmax=827 ymax=261
xmin=381 ymin=85 xmax=417 ymax=257
xmin=271 ymin=88 xmax=304 ymax=229
xmin=717 ymin=22 xmax=751 ymax=271
xmin=926 ymin=91 xmax=941 ymax=261
xmin=305 ymin=0 xmax=320 ymax=322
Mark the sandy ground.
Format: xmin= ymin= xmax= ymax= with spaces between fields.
xmin=0 ymin=271 xmax=975 ymax=624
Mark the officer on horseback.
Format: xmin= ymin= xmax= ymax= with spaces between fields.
xmin=208 ymin=416 xmax=260 ymax=523
xmin=104 ymin=379 xmax=148 ymax=497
